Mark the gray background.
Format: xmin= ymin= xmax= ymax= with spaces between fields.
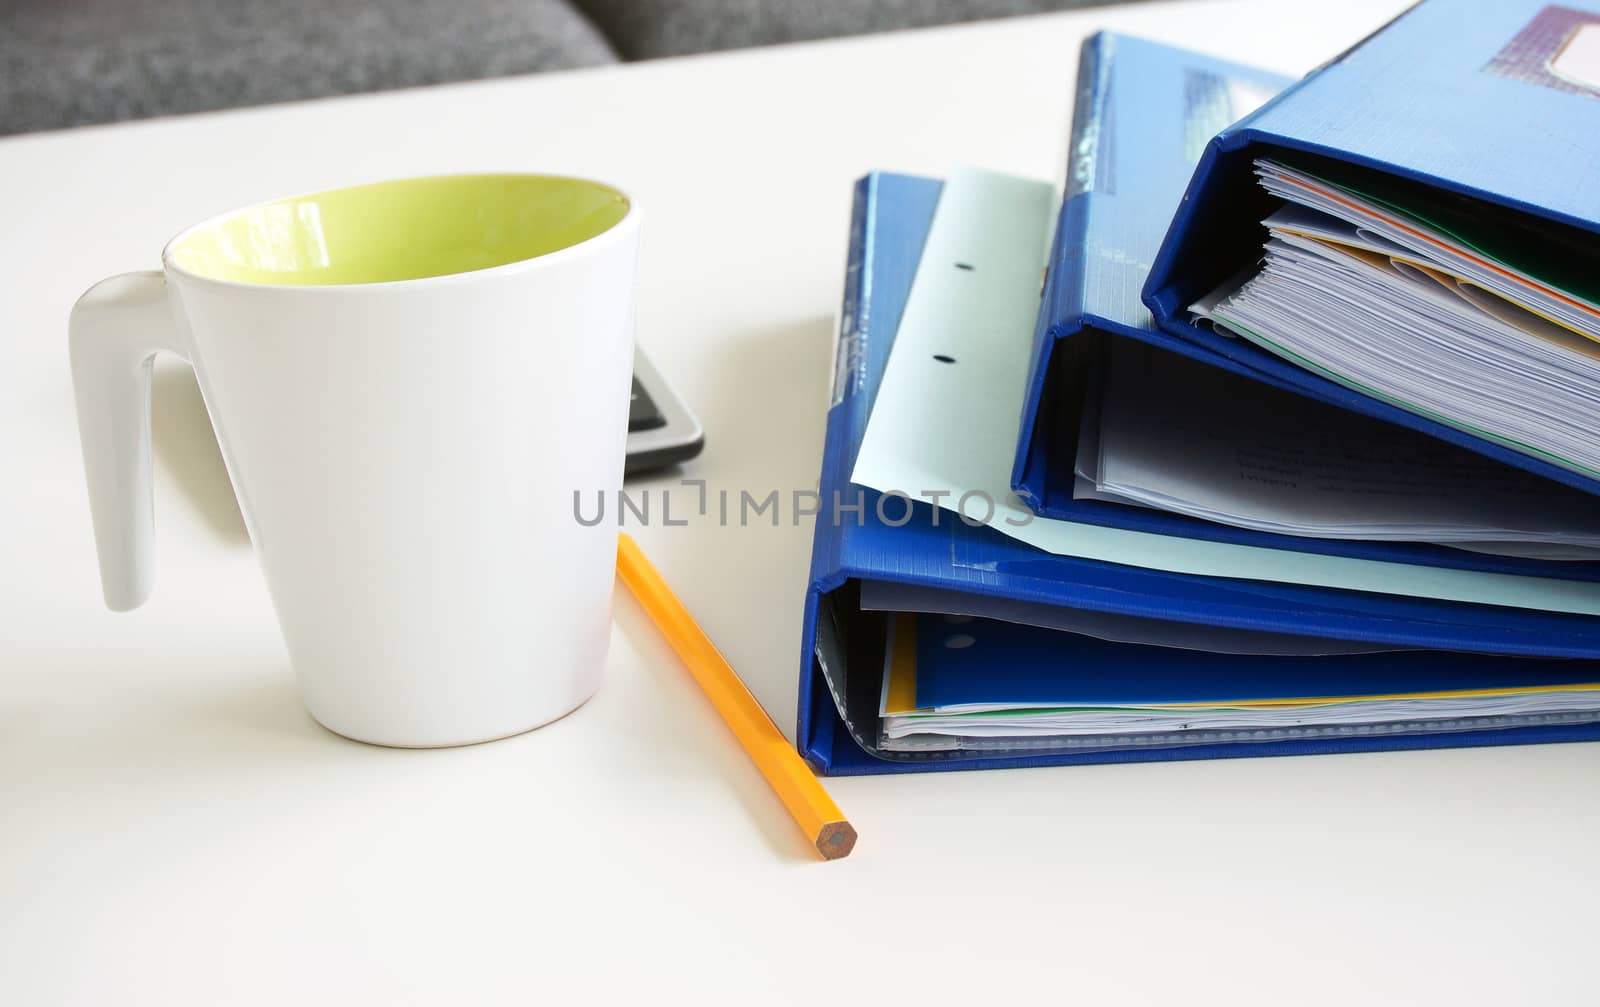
xmin=0 ymin=0 xmax=1138 ymax=135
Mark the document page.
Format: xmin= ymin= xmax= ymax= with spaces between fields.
xmin=878 ymin=613 xmax=1600 ymax=750
xmin=1192 ymin=159 xmax=1600 ymax=480
xmin=1077 ymin=340 xmax=1600 ymax=556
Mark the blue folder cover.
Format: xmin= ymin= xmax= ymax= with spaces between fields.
xmin=796 ymin=171 xmax=1600 ymax=776
xmin=1143 ymin=0 xmax=1600 ymax=497
xmin=1013 ymin=30 xmax=1600 ymax=583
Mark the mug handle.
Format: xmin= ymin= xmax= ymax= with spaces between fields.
xmin=69 ymin=271 xmax=190 ymax=612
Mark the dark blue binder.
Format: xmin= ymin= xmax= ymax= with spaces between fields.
xmin=1013 ymin=30 xmax=1600 ymax=583
xmin=796 ymin=171 xmax=1600 ymax=776
xmin=1143 ymin=0 xmax=1600 ymax=498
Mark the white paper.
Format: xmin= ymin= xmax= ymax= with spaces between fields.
xmin=1078 ymin=339 xmax=1600 ymax=557
xmin=1196 ymin=199 xmax=1600 ymax=480
xmin=884 ymin=691 xmax=1600 ymax=739
xmin=850 ymin=166 xmax=1600 ymax=617
xmin=1254 ymin=160 xmax=1600 ymax=342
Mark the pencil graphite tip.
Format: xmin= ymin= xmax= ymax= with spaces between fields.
xmin=814 ymin=821 xmax=858 ymax=860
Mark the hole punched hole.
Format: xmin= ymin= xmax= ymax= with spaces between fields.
xmin=954 ymin=262 xmax=976 ymax=271
xmin=944 ymin=634 xmax=977 ymax=650
xmin=933 ymin=354 xmax=957 ymax=364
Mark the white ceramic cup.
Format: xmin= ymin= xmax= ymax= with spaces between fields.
xmin=70 ymin=174 xmax=640 ymax=747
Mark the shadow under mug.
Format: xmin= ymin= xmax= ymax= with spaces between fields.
xmin=71 ymin=174 xmax=641 ymax=747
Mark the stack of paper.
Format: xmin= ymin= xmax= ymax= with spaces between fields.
xmin=879 ymin=614 xmax=1600 ymax=753
xmin=1193 ymin=158 xmax=1600 ymax=479
xmin=1074 ymin=339 xmax=1600 ymax=560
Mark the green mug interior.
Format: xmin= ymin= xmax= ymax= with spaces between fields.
xmin=167 ymin=174 xmax=630 ymax=286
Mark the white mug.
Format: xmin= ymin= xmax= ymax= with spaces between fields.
xmin=70 ymin=174 xmax=640 ymax=747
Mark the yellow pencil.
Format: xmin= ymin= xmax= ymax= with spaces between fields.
xmin=616 ymin=533 xmax=857 ymax=861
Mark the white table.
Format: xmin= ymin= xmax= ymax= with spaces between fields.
xmin=6 ymin=3 xmax=1597 ymax=1003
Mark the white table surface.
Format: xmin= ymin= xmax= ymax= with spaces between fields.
xmin=6 ymin=2 xmax=1598 ymax=1003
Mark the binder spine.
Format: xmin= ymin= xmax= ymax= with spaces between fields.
xmin=1014 ymin=35 xmax=1106 ymax=500
xmin=829 ymin=175 xmax=873 ymax=413
xmin=1066 ymin=32 xmax=1113 ymax=200
xmin=815 ymin=176 xmax=877 ymax=582
xmin=799 ymin=177 xmax=885 ymax=770
xmin=1059 ymin=32 xmax=1110 ymax=293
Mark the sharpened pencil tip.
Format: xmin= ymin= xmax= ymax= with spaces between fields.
xmin=814 ymin=821 xmax=858 ymax=860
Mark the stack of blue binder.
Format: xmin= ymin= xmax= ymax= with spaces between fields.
xmin=798 ymin=0 xmax=1600 ymax=774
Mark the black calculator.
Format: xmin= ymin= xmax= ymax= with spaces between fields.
xmin=626 ymin=349 xmax=703 ymax=475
